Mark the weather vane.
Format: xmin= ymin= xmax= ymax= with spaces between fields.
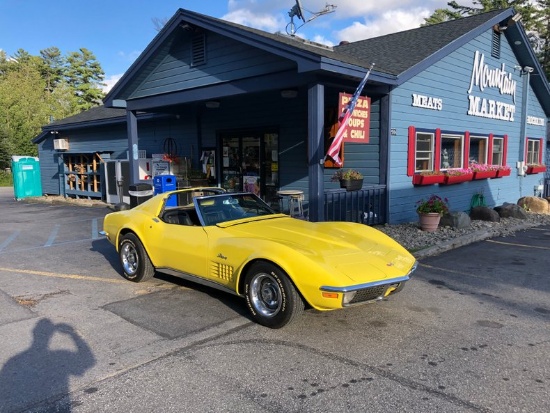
xmin=287 ymin=0 xmax=336 ymax=36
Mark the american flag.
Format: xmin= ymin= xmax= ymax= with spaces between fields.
xmin=326 ymin=63 xmax=375 ymax=166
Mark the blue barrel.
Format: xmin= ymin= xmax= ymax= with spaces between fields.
xmin=154 ymin=175 xmax=177 ymax=206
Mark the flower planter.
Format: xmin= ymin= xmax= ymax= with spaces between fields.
xmin=526 ymin=165 xmax=547 ymax=174
xmin=418 ymin=212 xmax=441 ymax=232
xmin=472 ymin=170 xmax=497 ymax=180
xmin=339 ymin=178 xmax=363 ymax=191
xmin=442 ymin=173 xmax=473 ymax=185
xmin=412 ymin=174 xmax=445 ymax=185
xmin=494 ymin=169 xmax=511 ymax=178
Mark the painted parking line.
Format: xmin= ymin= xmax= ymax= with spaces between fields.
xmin=0 ymin=267 xmax=180 ymax=290
xmin=92 ymin=218 xmax=100 ymax=240
xmin=0 ymin=230 xmax=20 ymax=252
xmin=0 ymin=267 xmax=128 ymax=284
xmin=44 ymin=224 xmax=60 ymax=247
xmin=485 ymin=239 xmax=550 ymax=250
xmin=0 ymin=238 xmax=101 ymax=255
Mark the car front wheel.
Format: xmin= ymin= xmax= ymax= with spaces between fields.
xmin=119 ymin=233 xmax=155 ymax=282
xmin=244 ymin=262 xmax=304 ymax=328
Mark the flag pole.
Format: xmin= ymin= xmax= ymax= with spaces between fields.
xmin=325 ymin=62 xmax=375 ymax=167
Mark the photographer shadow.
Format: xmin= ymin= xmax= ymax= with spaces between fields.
xmin=0 ymin=318 xmax=96 ymax=412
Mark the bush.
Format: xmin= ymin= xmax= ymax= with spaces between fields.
xmin=0 ymin=170 xmax=13 ymax=187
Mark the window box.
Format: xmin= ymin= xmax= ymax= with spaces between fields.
xmin=412 ymin=174 xmax=445 ymax=185
xmin=526 ymin=165 xmax=546 ymax=174
xmin=472 ymin=170 xmax=497 ymax=180
xmin=494 ymin=168 xmax=511 ymax=178
xmin=442 ymin=172 xmax=473 ymax=184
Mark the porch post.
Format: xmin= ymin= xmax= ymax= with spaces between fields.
xmin=126 ymin=110 xmax=140 ymax=184
xmin=308 ymin=83 xmax=325 ymax=222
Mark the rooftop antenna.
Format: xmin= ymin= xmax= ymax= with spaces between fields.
xmin=287 ymin=1 xmax=336 ymax=36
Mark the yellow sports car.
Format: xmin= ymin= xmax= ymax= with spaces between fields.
xmin=102 ymin=188 xmax=417 ymax=328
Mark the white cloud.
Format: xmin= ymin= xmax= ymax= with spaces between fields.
xmin=336 ymin=8 xmax=432 ymax=41
xmin=102 ymin=74 xmax=123 ymax=93
xmin=222 ymin=8 xmax=286 ymax=32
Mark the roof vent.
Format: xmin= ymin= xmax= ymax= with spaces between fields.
xmin=191 ymin=33 xmax=206 ymax=66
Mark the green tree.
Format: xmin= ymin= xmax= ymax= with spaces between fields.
xmin=0 ymin=63 xmax=48 ymax=159
xmin=65 ymin=48 xmax=105 ymax=111
xmin=531 ymin=0 xmax=550 ymax=79
xmin=40 ymin=47 xmax=65 ymax=94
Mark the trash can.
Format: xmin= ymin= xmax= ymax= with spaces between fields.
xmin=11 ymin=156 xmax=42 ymax=200
xmin=128 ymin=183 xmax=153 ymax=208
xmin=154 ymin=174 xmax=177 ymax=207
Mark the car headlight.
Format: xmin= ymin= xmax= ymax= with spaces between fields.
xmin=342 ymin=291 xmax=357 ymax=305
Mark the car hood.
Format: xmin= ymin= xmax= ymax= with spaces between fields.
xmin=220 ymin=216 xmax=415 ymax=282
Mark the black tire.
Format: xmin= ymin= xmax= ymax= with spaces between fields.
xmin=244 ymin=262 xmax=304 ymax=328
xmin=118 ymin=233 xmax=155 ymax=282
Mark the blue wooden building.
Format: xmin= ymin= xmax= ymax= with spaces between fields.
xmin=34 ymin=7 xmax=550 ymax=224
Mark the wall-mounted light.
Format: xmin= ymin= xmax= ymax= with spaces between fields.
xmin=514 ymin=40 xmax=522 ymax=45
xmin=205 ymin=101 xmax=220 ymax=109
xmin=281 ymin=89 xmax=298 ymax=99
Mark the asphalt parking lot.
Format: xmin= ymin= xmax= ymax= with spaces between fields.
xmin=1 ymin=187 xmax=549 ymax=413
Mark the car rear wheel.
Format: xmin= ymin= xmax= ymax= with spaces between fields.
xmin=119 ymin=233 xmax=155 ymax=282
xmin=244 ymin=262 xmax=304 ymax=328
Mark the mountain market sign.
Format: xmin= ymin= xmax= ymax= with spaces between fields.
xmin=467 ymin=50 xmax=517 ymax=122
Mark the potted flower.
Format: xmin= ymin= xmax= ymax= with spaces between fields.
xmin=526 ymin=164 xmax=547 ymax=174
xmin=412 ymin=170 xmax=445 ymax=185
xmin=416 ymin=194 xmax=449 ymax=232
xmin=469 ymin=163 xmax=498 ymax=179
xmin=331 ymin=169 xmax=364 ymax=191
xmin=494 ymin=164 xmax=511 ymax=178
xmin=442 ymin=168 xmax=473 ymax=184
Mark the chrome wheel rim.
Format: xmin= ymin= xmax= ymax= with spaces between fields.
xmin=250 ymin=273 xmax=282 ymax=317
xmin=121 ymin=242 xmax=138 ymax=276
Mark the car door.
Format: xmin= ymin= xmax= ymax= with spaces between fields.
xmin=151 ymin=221 xmax=209 ymax=277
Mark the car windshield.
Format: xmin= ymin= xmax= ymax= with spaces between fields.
xmin=195 ymin=193 xmax=277 ymax=226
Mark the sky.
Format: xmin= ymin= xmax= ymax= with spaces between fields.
xmin=1 ymin=0 xmax=473 ymax=92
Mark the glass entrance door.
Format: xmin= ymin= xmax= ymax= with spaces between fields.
xmin=219 ymin=132 xmax=279 ymax=208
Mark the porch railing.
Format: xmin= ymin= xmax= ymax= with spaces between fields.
xmin=323 ymin=185 xmax=386 ymax=225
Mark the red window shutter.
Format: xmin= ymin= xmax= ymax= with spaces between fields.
xmin=487 ymin=133 xmax=494 ymax=164
xmin=503 ymin=135 xmax=508 ymax=165
xmin=539 ymin=138 xmax=544 ymax=164
xmin=464 ymin=131 xmax=470 ymax=168
xmin=434 ymin=128 xmax=441 ymax=170
xmin=407 ymin=126 xmax=416 ymax=176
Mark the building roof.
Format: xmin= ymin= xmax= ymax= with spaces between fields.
xmin=41 ymin=7 xmax=549 ymax=139
xmin=334 ymin=10 xmax=506 ymax=76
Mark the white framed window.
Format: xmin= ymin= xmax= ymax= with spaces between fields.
xmin=469 ymin=136 xmax=488 ymax=165
xmin=415 ymin=132 xmax=434 ymax=172
xmin=492 ymin=137 xmax=504 ymax=166
xmin=526 ymin=138 xmax=541 ymax=165
xmin=440 ymin=134 xmax=464 ymax=170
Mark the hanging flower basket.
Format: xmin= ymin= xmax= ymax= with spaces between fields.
xmin=412 ymin=173 xmax=445 ymax=185
xmin=526 ymin=165 xmax=546 ymax=174
xmin=472 ymin=170 xmax=497 ymax=180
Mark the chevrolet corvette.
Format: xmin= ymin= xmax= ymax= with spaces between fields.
xmin=101 ymin=188 xmax=417 ymax=328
